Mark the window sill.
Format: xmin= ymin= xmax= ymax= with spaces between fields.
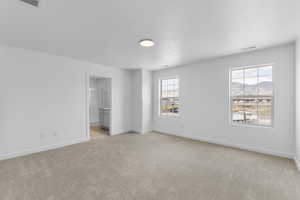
xmin=159 ymin=114 xmax=180 ymax=119
xmin=231 ymin=123 xmax=273 ymax=129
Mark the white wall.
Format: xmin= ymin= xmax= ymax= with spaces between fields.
xmin=0 ymin=45 xmax=132 ymax=160
xmin=131 ymin=69 xmax=153 ymax=133
xmin=131 ymin=70 xmax=143 ymax=133
xmin=141 ymin=70 xmax=152 ymax=133
xmin=0 ymin=42 xmax=295 ymax=160
xmin=153 ymin=43 xmax=295 ymax=158
xmin=296 ymin=39 xmax=300 ymax=167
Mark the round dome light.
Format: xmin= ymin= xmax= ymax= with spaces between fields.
xmin=139 ymin=39 xmax=155 ymax=47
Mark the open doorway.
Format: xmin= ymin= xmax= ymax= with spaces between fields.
xmin=88 ymin=76 xmax=112 ymax=139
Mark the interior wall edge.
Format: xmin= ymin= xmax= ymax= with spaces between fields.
xmin=296 ymin=37 xmax=300 ymax=170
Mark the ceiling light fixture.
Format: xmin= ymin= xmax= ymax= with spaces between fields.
xmin=139 ymin=39 xmax=155 ymax=47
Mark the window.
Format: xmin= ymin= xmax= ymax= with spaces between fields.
xmin=160 ymin=78 xmax=180 ymax=116
xmin=230 ymin=65 xmax=273 ymax=127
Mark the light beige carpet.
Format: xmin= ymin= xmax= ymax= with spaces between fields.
xmin=0 ymin=132 xmax=299 ymax=200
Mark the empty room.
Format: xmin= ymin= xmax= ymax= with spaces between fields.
xmin=0 ymin=0 xmax=300 ymax=200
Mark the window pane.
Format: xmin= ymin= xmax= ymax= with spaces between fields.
xmin=232 ymin=111 xmax=244 ymax=124
xmin=232 ymin=99 xmax=245 ymax=124
xmin=161 ymin=97 xmax=179 ymax=115
xmin=173 ymin=90 xmax=179 ymax=97
xmin=245 ymin=68 xmax=258 ymax=78
xmin=232 ymin=78 xmax=244 ymax=96
xmin=161 ymin=91 xmax=167 ymax=97
xmin=230 ymin=65 xmax=273 ymax=127
xmin=160 ymin=78 xmax=179 ymax=116
xmin=233 ymin=107 xmax=258 ymax=125
xmin=259 ymin=66 xmax=272 ymax=77
xmin=170 ymin=97 xmax=179 ymax=114
xmin=174 ymin=79 xmax=179 ymax=87
xmin=161 ymin=83 xmax=168 ymax=91
xmin=169 ymin=79 xmax=176 ymax=85
xmin=232 ymin=97 xmax=258 ymax=125
xmin=258 ymin=103 xmax=272 ymax=126
xmin=169 ymin=90 xmax=176 ymax=97
xmin=258 ymin=76 xmax=272 ymax=95
xmin=167 ymin=79 xmax=172 ymax=87
xmin=232 ymin=70 xmax=243 ymax=79
xmin=243 ymin=103 xmax=258 ymax=125
xmin=244 ymin=77 xmax=258 ymax=95
xmin=161 ymin=98 xmax=169 ymax=114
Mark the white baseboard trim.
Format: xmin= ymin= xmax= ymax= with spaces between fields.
xmin=0 ymin=137 xmax=89 ymax=161
xmin=155 ymin=131 xmax=293 ymax=159
xmin=295 ymin=158 xmax=300 ymax=172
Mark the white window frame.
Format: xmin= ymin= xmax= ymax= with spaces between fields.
xmin=158 ymin=76 xmax=180 ymax=118
xmin=229 ymin=63 xmax=275 ymax=128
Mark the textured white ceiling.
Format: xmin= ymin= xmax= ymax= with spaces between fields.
xmin=0 ymin=0 xmax=299 ymax=70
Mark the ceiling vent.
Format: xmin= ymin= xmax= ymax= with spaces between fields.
xmin=21 ymin=0 xmax=39 ymax=7
xmin=242 ymin=46 xmax=257 ymax=51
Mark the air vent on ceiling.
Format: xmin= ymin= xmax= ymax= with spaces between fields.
xmin=242 ymin=46 xmax=257 ymax=51
xmin=21 ymin=0 xmax=39 ymax=7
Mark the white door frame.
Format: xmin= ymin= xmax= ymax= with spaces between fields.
xmin=85 ymin=73 xmax=113 ymax=140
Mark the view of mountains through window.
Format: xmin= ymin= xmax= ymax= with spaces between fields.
xmin=231 ymin=65 xmax=273 ymax=126
xmin=160 ymin=78 xmax=179 ymax=116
